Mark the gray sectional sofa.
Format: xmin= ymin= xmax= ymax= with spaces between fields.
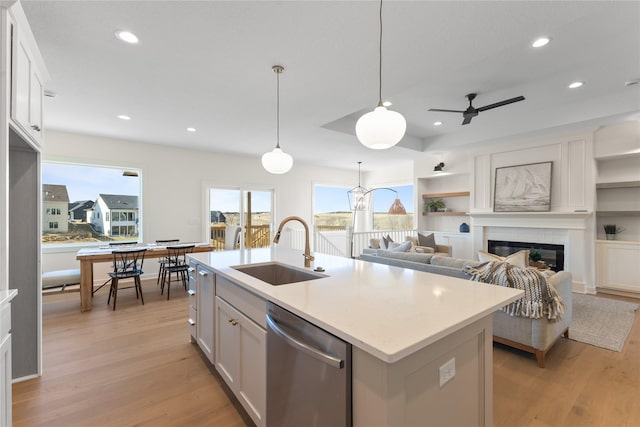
xmin=358 ymin=249 xmax=573 ymax=367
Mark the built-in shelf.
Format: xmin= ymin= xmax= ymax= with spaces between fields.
xmin=422 ymin=211 xmax=468 ymax=216
xmin=422 ymin=191 xmax=470 ymax=199
xmin=596 ymin=181 xmax=640 ymax=189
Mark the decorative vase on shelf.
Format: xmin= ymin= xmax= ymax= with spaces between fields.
xmin=459 ymin=223 xmax=469 ymax=233
xmin=605 ymin=234 xmax=615 ymax=240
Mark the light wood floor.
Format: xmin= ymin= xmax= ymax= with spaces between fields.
xmin=12 ymin=283 xmax=640 ymax=427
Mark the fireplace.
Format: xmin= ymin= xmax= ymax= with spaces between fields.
xmin=488 ymin=240 xmax=564 ymax=272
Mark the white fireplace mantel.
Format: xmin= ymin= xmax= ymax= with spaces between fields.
xmin=470 ymin=211 xmax=592 ymax=230
xmin=469 ymin=211 xmax=595 ymax=294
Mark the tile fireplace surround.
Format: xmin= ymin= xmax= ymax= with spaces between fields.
xmin=470 ymin=212 xmax=594 ymax=293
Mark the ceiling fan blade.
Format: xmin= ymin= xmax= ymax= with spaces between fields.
xmin=476 ymin=96 xmax=525 ymax=112
xmin=428 ymin=108 xmax=465 ymax=113
xmin=462 ymin=116 xmax=473 ymax=125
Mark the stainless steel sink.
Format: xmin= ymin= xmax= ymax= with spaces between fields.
xmin=231 ymin=262 xmax=327 ymax=286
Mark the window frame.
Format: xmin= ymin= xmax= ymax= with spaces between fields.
xmin=41 ymin=160 xmax=143 ymax=253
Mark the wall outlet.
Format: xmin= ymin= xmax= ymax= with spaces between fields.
xmin=439 ymin=358 xmax=455 ymax=387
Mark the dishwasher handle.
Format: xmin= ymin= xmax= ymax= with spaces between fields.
xmin=266 ymin=314 xmax=344 ymax=369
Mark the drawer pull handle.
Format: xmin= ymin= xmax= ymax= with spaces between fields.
xmin=228 ymin=318 xmax=238 ymax=326
xmin=198 ymin=271 xmax=208 ymax=277
xmin=188 ymin=267 xmax=195 ymax=272
xmin=187 ymin=319 xmax=196 ymax=326
xmin=31 ymin=124 xmax=41 ymax=132
xmin=187 ymin=289 xmax=196 ymax=296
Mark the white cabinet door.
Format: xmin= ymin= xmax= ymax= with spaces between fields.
xmin=196 ymin=266 xmax=215 ymax=364
xmin=215 ymin=296 xmax=240 ymax=388
xmin=1 ymin=334 xmax=11 ymax=427
xmin=11 ymin=26 xmax=45 ymax=147
xmin=215 ymin=296 xmax=266 ymax=427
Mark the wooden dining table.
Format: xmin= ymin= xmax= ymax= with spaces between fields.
xmin=76 ymin=243 xmax=214 ymax=312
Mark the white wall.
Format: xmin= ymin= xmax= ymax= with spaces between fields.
xmin=42 ymin=130 xmax=357 ymax=280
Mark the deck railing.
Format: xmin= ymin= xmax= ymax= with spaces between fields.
xmin=210 ymin=223 xmax=271 ymax=251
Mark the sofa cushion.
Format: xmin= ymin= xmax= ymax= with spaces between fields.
xmin=477 ymin=249 xmax=529 ymax=268
xmin=431 ymin=256 xmax=482 ymax=269
xmin=382 ymin=234 xmax=393 ymax=249
xmin=418 ymin=232 xmax=437 ymax=250
xmin=370 ymin=238 xmax=381 ymax=249
xmin=405 ymin=236 xmax=419 ymax=246
xmin=375 ymin=249 xmax=434 ymax=264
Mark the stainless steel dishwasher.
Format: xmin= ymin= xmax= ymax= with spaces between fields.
xmin=266 ymin=302 xmax=352 ymax=427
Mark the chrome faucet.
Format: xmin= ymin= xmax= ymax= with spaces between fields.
xmin=273 ymin=216 xmax=315 ymax=268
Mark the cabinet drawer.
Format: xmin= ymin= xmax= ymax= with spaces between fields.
xmin=1 ymin=304 xmax=10 ymax=338
xmin=217 ymin=276 xmax=267 ymax=329
xmin=188 ymin=306 xmax=197 ymax=338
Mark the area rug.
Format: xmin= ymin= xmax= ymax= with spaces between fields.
xmin=570 ymin=293 xmax=639 ymax=352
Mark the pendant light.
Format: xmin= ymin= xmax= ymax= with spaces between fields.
xmin=348 ymin=162 xmax=371 ymax=211
xmin=262 ymin=65 xmax=293 ymax=174
xmin=355 ymin=0 xmax=406 ymax=150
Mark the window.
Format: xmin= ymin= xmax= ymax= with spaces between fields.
xmin=371 ymin=184 xmax=414 ymax=230
xmin=42 ymin=162 xmax=141 ymax=247
xmin=208 ymin=188 xmax=273 ymax=251
xmin=313 ymin=184 xmax=414 ymax=231
xmin=313 ymin=185 xmax=352 ymax=230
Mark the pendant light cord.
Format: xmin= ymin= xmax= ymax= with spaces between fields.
xmin=276 ymin=68 xmax=281 ymax=149
xmin=377 ymin=0 xmax=383 ymax=107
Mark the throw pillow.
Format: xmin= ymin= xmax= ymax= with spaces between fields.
xmin=477 ymin=249 xmax=529 ymax=268
xmin=388 ymin=240 xmax=412 ymax=252
xmin=417 ymin=232 xmax=437 ymax=250
xmin=382 ymin=234 xmax=393 ymax=249
xmin=370 ymin=238 xmax=381 ymax=249
xmin=405 ymin=236 xmax=419 ymax=246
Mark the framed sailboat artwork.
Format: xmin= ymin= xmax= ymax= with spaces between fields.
xmin=494 ymin=161 xmax=552 ymax=212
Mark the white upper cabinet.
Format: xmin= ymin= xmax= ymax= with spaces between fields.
xmin=7 ymin=2 xmax=49 ymax=149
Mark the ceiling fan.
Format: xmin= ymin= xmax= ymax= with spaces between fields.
xmin=429 ymin=93 xmax=525 ymax=125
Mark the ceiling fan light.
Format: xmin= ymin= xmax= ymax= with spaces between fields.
xmin=356 ymin=106 xmax=407 ymax=150
xmin=261 ymin=147 xmax=293 ymax=174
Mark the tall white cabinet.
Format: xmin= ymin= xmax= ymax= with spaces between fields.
xmin=2 ymin=2 xmax=49 ymax=423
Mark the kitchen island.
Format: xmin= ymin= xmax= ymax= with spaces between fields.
xmin=188 ymin=248 xmax=522 ymax=427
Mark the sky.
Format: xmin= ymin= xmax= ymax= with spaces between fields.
xmin=42 ymin=163 xmax=140 ymax=202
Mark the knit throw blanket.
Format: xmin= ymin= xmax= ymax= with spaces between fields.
xmin=463 ymin=261 xmax=565 ymax=321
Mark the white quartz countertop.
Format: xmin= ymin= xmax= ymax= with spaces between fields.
xmin=189 ymin=248 xmax=522 ymax=363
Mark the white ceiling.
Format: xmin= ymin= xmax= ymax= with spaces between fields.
xmin=21 ymin=0 xmax=640 ymax=172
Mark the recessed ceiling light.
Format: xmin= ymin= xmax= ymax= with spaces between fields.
xmin=382 ymin=101 xmax=392 ymax=107
xmin=433 ymin=121 xmax=443 ymax=126
xmin=115 ymin=30 xmax=139 ymax=44
xmin=186 ymin=127 xmax=196 ymax=132
xmin=568 ymin=81 xmax=584 ymax=89
xmin=117 ymin=114 xmax=131 ymax=120
xmin=532 ymin=37 xmax=551 ymax=48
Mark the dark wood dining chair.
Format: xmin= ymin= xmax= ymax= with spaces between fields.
xmin=160 ymin=245 xmax=194 ymax=300
xmin=107 ymin=248 xmax=147 ymax=310
xmin=155 ymin=239 xmax=180 ymax=285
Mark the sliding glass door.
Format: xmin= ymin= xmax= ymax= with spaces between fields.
xmin=209 ymin=188 xmax=273 ymax=250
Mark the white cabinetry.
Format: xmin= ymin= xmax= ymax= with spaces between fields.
xmin=187 ymin=261 xmax=197 ymax=341
xmin=6 ymin=3 xmax=49 ymax=148
xmin=595 ymin=240 xmax=640 ymax=295
xmin=196 ymin=265 xmax=215 ymax=364
xmin=1 ymin=291 xmax=17 ymax=427
xmin=215 ymin=276 xmax=266 ymax=427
